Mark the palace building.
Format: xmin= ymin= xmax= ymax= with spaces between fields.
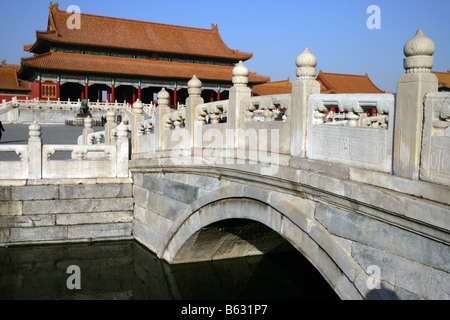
xmin=18 ymin=2 xmax=270 ymax=106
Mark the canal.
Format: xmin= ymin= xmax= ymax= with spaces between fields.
xmin=0 ymin=240 xmax=339 ymax=300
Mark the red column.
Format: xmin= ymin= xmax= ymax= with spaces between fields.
xmin=84 ymin=83 xmax=88 ymax=100
xmin=56 ymin=81 xmax=60 ymax=100
xmin=174 ymin=88 xmax=177 ymax=107
xmin=111 ymin=84 xmax=115 ymax=102
xmin=132 ymin=88 xmax=136 ymax=103
xmin=37 ymin=80 xmax=42 ymax=99
xmin=217 ymin=89 xmax=221 ymax=101
xmin=138 ymin=86 xmax=141 ymax=101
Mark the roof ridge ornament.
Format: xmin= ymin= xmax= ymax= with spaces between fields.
xmin=49 ymin=2 xmax=59 ymax=11
xmin=211 ymin=24 xmax=218 ymax=32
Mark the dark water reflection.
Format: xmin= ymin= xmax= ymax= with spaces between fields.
xmin=0 ymin=241 xmax=339 ymax=300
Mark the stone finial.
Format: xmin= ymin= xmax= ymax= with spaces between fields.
xmin=84 ymin=116 xmax=92 ymax=128
xmin=296 ymin=47 xmax=318 ymax=80
xmin=117 ymin=122 xmax=129 ymax=138
xmin=157 ymin=88 xmax=170 ymax=107
xmin=188 ymin=75 xmax=202 ymax=97
xmin=403 ymin=29 xmax=435 ymax=73
xmin=133 ymin=99 xmax=143 ymax=115
xmin=106 ymin=110 xmax=115 ymax=122
xmin=232 ymin=61 xmax=249 ymax=87
xmin=28 ymin=121 xmax=42 ymax=141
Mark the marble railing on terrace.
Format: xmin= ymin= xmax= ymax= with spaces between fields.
xmin=0 ymin=97 xmax=20 ymax=122
xmin=10 ymin=97 xmax=156 ymax=113
xmin=132 ymin=42 xmax=449 ymax=187
xmin=0 ymin=97 xmax=156 ymax=124
xmin=0 ymin=121 xmax=130 ymax=180
xmin=0 ymin=97 xmax=20 ymax=112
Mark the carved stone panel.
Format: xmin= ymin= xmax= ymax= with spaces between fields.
xmin=420 ymin=92 xmax=450 ymax=186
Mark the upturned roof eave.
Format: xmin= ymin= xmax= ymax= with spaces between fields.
xmin=18 ymin=52 xmax=268 ymax=84
xmin=29 ymin=32 xmax=253 ymax=62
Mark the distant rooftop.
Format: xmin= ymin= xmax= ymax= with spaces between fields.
xmin=252 ymin=79 xmax=292 ymax=96
xmin=432 ymin=70 xmax=450 ymax=91
xmin=316 ymin=71 xmax=385 ymax=94
xmin=0 ymin=60 xmax=31 ymax=92
xmin=252 ymin=71 xmax=386 ymax=96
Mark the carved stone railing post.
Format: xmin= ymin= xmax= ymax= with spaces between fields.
xmin=291 ymin=48 xmax=321 ymax=157
xmin=393 ymin=29 xmax=438 ymax=179
xmin=82 ymin=116 xmax=94 ymax=145
xmin=132 ymin=100 xmax=144 ymax=153
xmin=105 ymin=110 xmax=117 ymax=145
xmin=28 ymin=121 xmax=42 ymax=179
xmin=116 ymin=122 xmax=129 ymax=178
xmin=156 ymin=88 xmax=171 ymax=150
xmin=185 ymin=75 xmax=204 ymax=151
xmin=228 ymin=61 xmax=252 ymax=149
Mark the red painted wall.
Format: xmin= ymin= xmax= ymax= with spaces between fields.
xmin=30 ymin=81 xmax=40 ymax=99
xmin=0 ymin=94 xmax=30 ymax=102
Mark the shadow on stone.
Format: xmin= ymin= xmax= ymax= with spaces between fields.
xmin=170 ymin=219 xmax=340 ymax=299
xmin=365 ymin=282 xmax=400 ymax=300
xmin=172 ymin=219 xmax=294 ymax=263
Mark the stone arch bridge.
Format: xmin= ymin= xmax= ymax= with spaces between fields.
xmin=130 ymin=159 xmax=449 ymax=300
xmin=129 ymin=30 xmax=449 ymax=300
xmin=0 ymin=29 xmax=448 ymax=300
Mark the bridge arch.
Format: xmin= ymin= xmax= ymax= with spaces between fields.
xmin=158 ymin=185 xmax=366 ymax=300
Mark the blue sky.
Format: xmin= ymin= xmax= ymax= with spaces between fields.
xmin=1 ymin=0 xmax=448 ymax=92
